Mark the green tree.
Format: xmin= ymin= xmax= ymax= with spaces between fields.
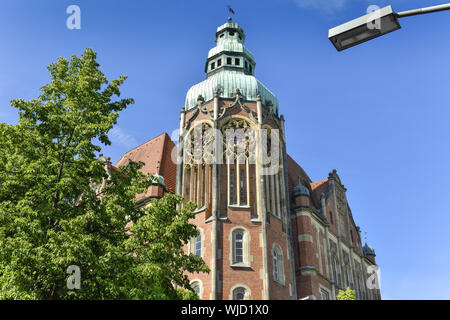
xmin=0 ymin=48 xmax=208 ymax=299
xmin=336 ymin=287 xmax=357 ymax=300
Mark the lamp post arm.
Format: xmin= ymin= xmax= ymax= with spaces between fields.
xmin=396 ymin=3 xmax=450 ymax=18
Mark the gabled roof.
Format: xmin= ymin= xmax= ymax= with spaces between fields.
xmin=309 ymin=178 xmax=329 ymax=208
xmin=114 ymin=132 xmax=177 ymax=200
xmin=310 ymin=178 xmax=328 ymax=196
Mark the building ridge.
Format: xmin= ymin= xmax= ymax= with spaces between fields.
xmin=114 ymin=131 xmax=170 ymax=166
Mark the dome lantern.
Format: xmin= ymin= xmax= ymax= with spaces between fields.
xmin=185 ymin=20 xmax=279 ymax=114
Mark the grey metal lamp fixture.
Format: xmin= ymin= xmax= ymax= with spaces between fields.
xmin=328 ymin=3 xmax=450 ymax=51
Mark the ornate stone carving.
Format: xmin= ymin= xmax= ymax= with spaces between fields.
xmin=222 ymin=118 xmax=256 ymax=164
xmin=184 ymin=122 xmax=214 ymax=166
xmin=214 ymin=88 xmax=258 ymax=123
xmin=335 ymin=186 xmax=346 ymax=213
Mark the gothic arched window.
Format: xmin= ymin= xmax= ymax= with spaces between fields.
xmin=222 ymin=119 xmax=256 ymax=209
xmin=272 ymin=243 xmax=285 ymax=284
xmin=183 ymin=122 xmax=214 ymax=210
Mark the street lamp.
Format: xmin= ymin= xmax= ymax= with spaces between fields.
xmin=328 ymin=3 xmax=450 ymax=51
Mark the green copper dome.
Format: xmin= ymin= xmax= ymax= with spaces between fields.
xmin=293 ymin=183 xmax=310 ymax=197
xmin=363 ymin=243 xmax=376 ymax=256
xmin=185 ymin=19 xmax=279 ymax=114
xmin=148 ymin=173 xmax=165 ymax=187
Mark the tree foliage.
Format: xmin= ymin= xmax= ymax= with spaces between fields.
xmin=0 ymin=48 xmax=208 ymax=299
xmin=336 ymin=287 xmax=356 ymax=300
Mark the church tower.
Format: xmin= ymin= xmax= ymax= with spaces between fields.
xmin=176 ymin=19 xmax=296 ymax=300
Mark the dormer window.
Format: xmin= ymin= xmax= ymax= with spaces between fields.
xmin=245 ymin=61 xmax=248 ymax=69
xmin=227 ymin=57 xmax=232 ymax=65
xmin=229 ymin=31 xmax=235 ymax=36
xmin=217 ymin=59 xmax=222 ymax=67
xmin=220 ymin=33 xmax=225 ymax=38
xmin=235 ymin=58 xmax=240 ymax=66
xmin=249 ymin=65 xmax=252 ymax=73
xmin=211 ymin=62 xmax=215 ymax=70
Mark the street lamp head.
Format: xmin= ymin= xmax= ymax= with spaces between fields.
xmin=328 ymin=6 xmax=401 ymax=52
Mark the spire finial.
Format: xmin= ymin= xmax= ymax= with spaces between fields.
xmin=227 ymin=5 xmax=235 ymax=18
xmin=364 ymin=231 xmax=368 ymax=244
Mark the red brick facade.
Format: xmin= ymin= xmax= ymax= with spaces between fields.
xmin=112 ymin=19 xmax=381 ymax=300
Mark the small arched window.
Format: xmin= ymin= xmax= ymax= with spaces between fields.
xmin=230 ymin=227 xmax=250 ymax=267
xmin=273 ymin=251 xmax=279 ymax=281
xmin=195 ymin=234 xmax=201 ymax=256
xmin=233 ymin=231 xmax=244 ymax=263
xmin=272 ymin=244 xmax=285 ymax=284
xmin=233 ymin=287 xmax=246 ymax=300
xmin=191 ymin=281 xmax=201 ymax=298
xmin=190 ymin=229 xmax=203 ymax=257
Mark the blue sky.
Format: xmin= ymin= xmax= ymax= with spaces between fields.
xmin=1 ymin=0 xmax=449 ymax=299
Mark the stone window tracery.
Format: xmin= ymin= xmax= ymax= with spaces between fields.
xmin=183 ymin=122 xmax=214 ymax=210
xmin=223 ymin=119 xmax=255 ymax=208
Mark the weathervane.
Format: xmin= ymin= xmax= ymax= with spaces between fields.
xmin=227 ymin=5 xmax=235 ymax=17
